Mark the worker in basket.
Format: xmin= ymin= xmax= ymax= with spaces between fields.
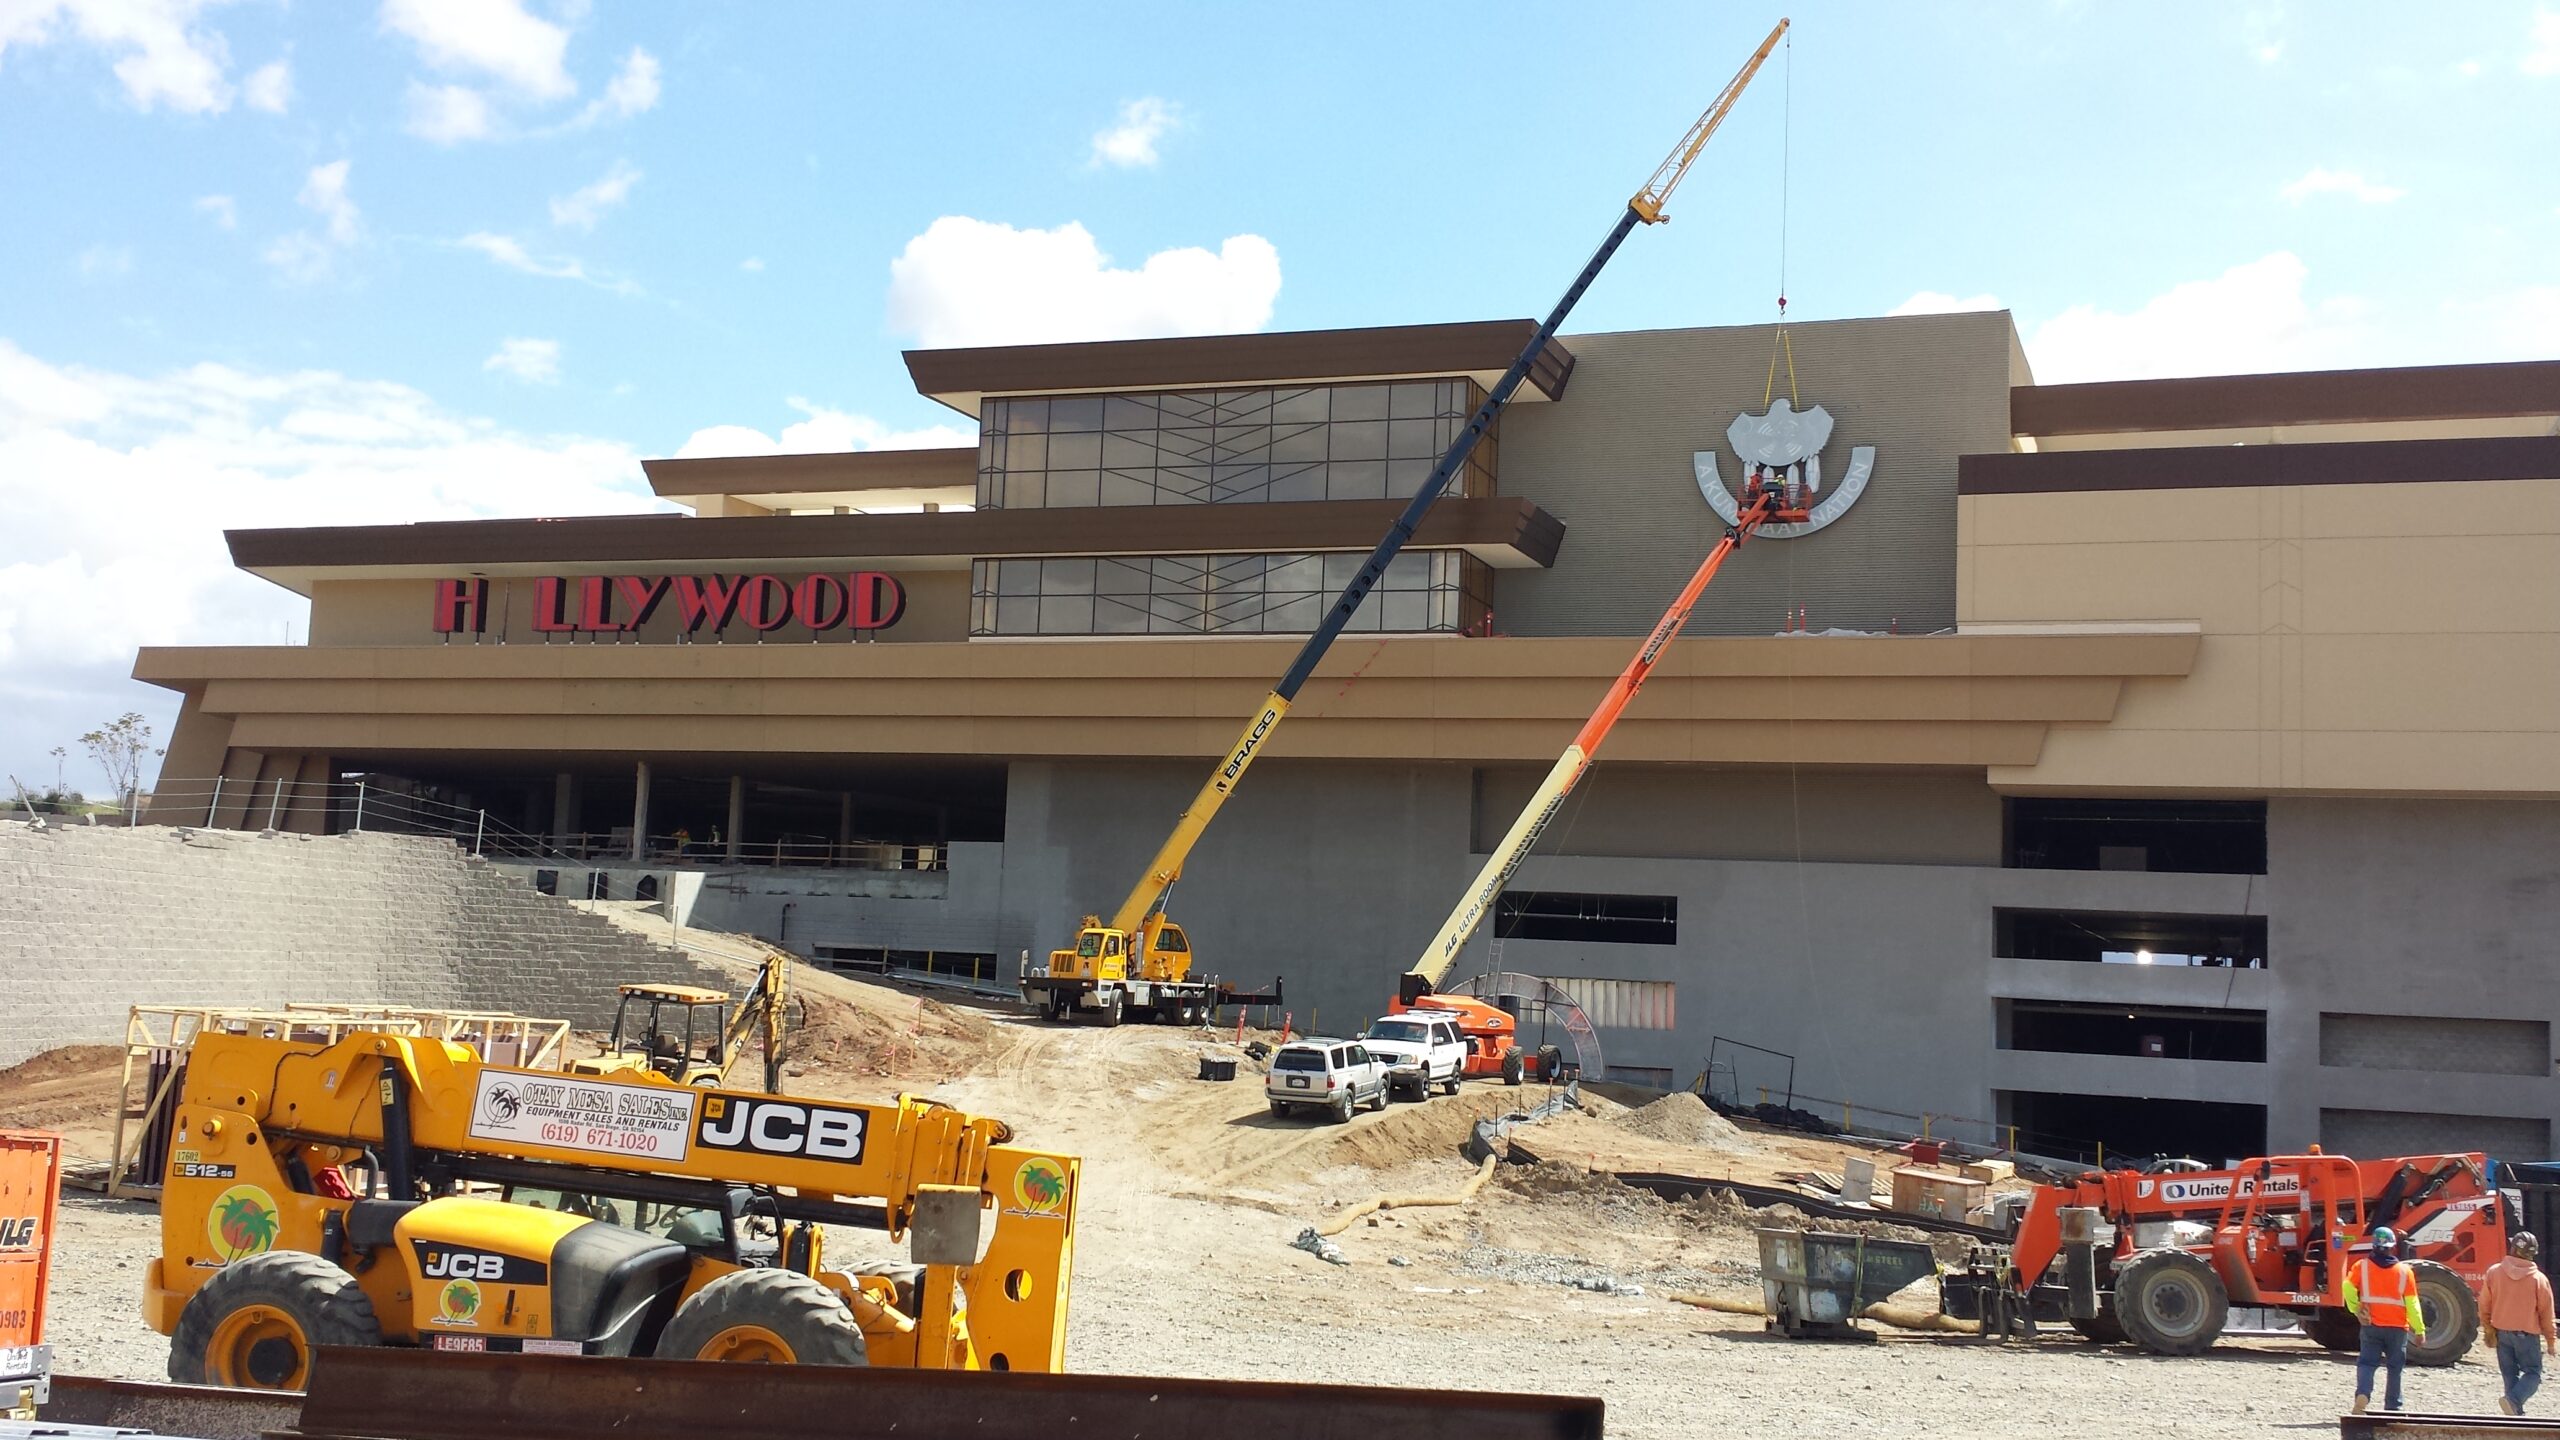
xmin=2348 ymin=1225 xmax=2427 ymax=1415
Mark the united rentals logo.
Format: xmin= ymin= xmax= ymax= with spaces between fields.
xmin=1693 ymin=399 xmax=1876 ymax=539
xmin=1009 ymin=1157 xmax=1070 ymax=1218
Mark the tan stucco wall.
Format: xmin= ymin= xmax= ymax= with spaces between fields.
xmin=1961 ymin=477 xmax=2560 ymax=796
xmin=307 ymin=570 xmax=969 ymax=646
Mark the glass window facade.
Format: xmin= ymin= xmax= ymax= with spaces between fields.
xmin=970 ymin=551 xmax=1491 ymax=637
xmin=975 ymin=381 xmax=1495 ymax=509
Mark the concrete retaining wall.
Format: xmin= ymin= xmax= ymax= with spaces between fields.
xmin=0 ymin=820 xmax=734 ymax=1068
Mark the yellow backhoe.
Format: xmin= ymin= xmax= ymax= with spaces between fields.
xmin=571 ymin=943 xmax=789 ymax=1091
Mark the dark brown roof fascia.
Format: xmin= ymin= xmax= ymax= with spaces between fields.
xmin=641 ymin=447 xmax=979 ymax=498
xmin=903 ymin=320 xmax=1577 ymax=404
xmin=2013 ymin=360 xmax=2560 ymax=436
xmin=227 ymin=497 xmax=1565 ymax=571
xmin=1960 ymin=434 xmax=2560 ymax=495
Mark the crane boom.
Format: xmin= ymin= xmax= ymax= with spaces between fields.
xmin=1096 ymin=20 xmax=1793 ymax=942
xmin=1630 ymin=19 xmax=1789 ymax=223
xmin=1402 ymin=491 xmax=1784 ymax=997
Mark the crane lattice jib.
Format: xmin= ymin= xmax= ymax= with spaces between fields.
xmin=1629 ymin=19 xmax=1790 ymax=224
xmin=1100 ymin=22 xmax=1793 ymax=938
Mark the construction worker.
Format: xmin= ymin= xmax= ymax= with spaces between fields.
xmin=2347 ymin=1225 xmax=2427 ymax=1415
xmin=2478 ymin=1231 xmax=2558 ymax=1415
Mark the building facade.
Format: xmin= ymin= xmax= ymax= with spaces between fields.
xmin=137 ymin=311 xmax=2560 ymax=1164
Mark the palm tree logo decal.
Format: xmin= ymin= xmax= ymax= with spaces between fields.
xmin=1012 ymin=1159 xmax=1069 ymax=1216
xmin=206 ymin=1185 xmax=280 ymax=1262
xmin=438 ymin=1279 xmax=482 ymax=1324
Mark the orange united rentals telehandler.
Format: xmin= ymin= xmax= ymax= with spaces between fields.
xmin=1941 ymin=1150 xmax=2503 ymax=1364
xmin=148 ymin=1026 xmax=1076 ymax=1387
xmin=1027 ymin=18 xmax=1794 ymax=1028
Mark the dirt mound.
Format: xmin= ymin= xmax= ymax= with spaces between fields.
xmin=1611 ymin=1091 xmax=1760 ymax=1153
xmin=0 ymin=1044 xmax=126 ymax=1156
xmin=782 ymin=970 xmax=1005 ymax=1087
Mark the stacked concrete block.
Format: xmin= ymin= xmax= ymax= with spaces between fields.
xmin=0 ymin=821 xmax=734 ymax=1069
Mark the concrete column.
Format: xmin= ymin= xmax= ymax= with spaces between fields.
xmin=838 ymin=792 xmax=854 ymax=862
xmin=630 ymin=760 xmax=651 ymax=861
xmin=726 ymin=775 xmax=745 ymax=863
xmin=552 ymin=772 xmax=578 ymax=848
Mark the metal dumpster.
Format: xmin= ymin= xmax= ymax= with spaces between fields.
xmin=1757 ymin=1227 xmax=1940 ymax=1339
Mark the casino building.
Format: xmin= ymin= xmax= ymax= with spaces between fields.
xmin=136 ymin=310 xmax=2560 ymax=1163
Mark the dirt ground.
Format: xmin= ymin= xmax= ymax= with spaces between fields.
xmin=3 ymin=969 xmax=2508 ymax=1439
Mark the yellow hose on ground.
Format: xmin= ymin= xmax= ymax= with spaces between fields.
xmin=1316 ymin=1153 xmax=1500 ymax=1238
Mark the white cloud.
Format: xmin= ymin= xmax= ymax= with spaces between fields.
xmin=76 ymin=244 xmax=133 ymax=278
xmin=0 ymin=336 xmax=662 ymax=784
xmin=2528 ymin=7 xmax=2560 ymax=76
xmin=886 ymin=216 xmax=1281 ymax=348
xmin=1090 ymin=96 xmax=1179 ymax=168
xmin=262 ymin=160 xmax=358 ymax=282
xmin=563 ymin=45 xmax=657 ymax=128
xmin=195 ymin=193 xmax=235 ymax=230
xmin=404 ymin=80 xmax=495 ymax=144
xmin=674 ymin=398 xmax=974 ymax=460
xmin=299 ymin=160 xmax=357 ymax=244
xmin=241 ymin=55 xmax=288 ymax=112
xmin=739 ymin=257 xmax=764 ymax=273
xmin=1888 ymin=290 xmax=2002 ymax=316
xmin=482 ymin=336 xmax=559 ymax=384
xmin=378 ymin=0 xmax=572 ymax=99
xmin=548 ymin=159 xmax=640 ymax=230
xmin=2023 ymin=252 xmax=2373 ymax=383
xmin=2279 ymin=166 xmax=2405 ymax=204
xmin=0 ymin=0 xmax=238 ymax=113
xmin=455 ymin=231 xmax=636 ymax=295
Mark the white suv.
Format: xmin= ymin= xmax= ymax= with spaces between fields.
xmin=1362 ymin=1012 xmax=1468 ymax=1101
xmin=1265 ymin=1039 xmax=1389 ymax=1122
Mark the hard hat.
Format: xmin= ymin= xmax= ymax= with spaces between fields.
xmin=2515 ymin=1232 xmax=2542 ymax=1260
xmin=2373 ymin=1225 xmax=2400 ymax=1249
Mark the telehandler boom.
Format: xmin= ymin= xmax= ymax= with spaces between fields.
xmin=1034 ymin=18 xmax=1793 ymax=1025
xmin=149 ymin=1027 xmax=1076 ymax=1388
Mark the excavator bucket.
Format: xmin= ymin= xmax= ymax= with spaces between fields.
xmin=261 ymin=1347 xmax=1606 ymax=1440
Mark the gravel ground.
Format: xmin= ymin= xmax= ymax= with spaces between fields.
xmin=28 ymin=1015 xmax=2517 ymax=1439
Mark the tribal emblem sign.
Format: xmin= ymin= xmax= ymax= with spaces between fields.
xmin=1692 ymin=398 xmax=1876 ymax=539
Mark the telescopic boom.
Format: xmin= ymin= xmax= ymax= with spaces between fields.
xmin=1095 ymin=18 xmax=1793 ymax=939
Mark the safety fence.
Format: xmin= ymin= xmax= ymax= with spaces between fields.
xmin=81 ymin=776 xmax=947 ymax=872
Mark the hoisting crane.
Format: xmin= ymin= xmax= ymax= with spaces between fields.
xmin=1026 ymin=18 xmax=1794 ymax=1026
xmin=1396 ymin=486 xmax=1798 ymax=1046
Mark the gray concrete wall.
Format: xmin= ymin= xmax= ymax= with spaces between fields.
xmin=0 ymin=821 xmax=734 ymax=1068
xmin=1496 ymin=312 xmax=2016 ymax=639
xmin=1471 ymin=766 xmax=2001 ymax=865
xmin=996 ymin=758 xmax=1477 ymax=1036
xmin=2267 ymin=797 xmax=2560 ymax=1156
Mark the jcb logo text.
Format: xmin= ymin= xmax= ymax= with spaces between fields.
xmin=697 ymin=1097 xmax=869 ymax=1163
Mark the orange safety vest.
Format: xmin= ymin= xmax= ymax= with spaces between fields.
xmin=2353 ymin=1257 xmax=2420 ymax=1329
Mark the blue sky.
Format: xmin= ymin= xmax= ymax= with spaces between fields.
xmin=2 ymin=1 xmax=2556 ymax=791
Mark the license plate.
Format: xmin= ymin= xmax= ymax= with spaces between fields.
xmin=1287 ymin=1076 xmax=1309 ymax=1089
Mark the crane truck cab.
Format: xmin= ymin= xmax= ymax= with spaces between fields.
xmin=1024 ymin=914 xmax=1277 ymax=1027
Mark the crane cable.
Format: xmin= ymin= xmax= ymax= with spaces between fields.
xmin=1764 ymin=27 xmax=1798 ymax=410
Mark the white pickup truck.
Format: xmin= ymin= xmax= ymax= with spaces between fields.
xmin=1362 ymin=1011 xmax=1469 ymax=1101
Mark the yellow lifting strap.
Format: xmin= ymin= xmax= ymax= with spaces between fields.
xmin=1763 ymin=328 xmax=1799 ymax=409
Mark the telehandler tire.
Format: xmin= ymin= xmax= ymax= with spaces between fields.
xmin=2112 ymin=1248 xmax=2227 ymax=1357
xmin=2406 ymin=1259 xmax=2480 ymax=1367
xmin=2065 ymin=1304 xmax=2127 ymax=1345
xmin=169 ymin=1251 xmax=382 ymax=1389
xmin=656 ymin=1269 xmax=869 ymax=1366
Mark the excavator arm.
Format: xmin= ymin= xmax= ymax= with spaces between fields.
xmin=1089 ymin=18 xmax=1795 ymax=952
xmin=715 ymin=944 xmax=791 ymax=1092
